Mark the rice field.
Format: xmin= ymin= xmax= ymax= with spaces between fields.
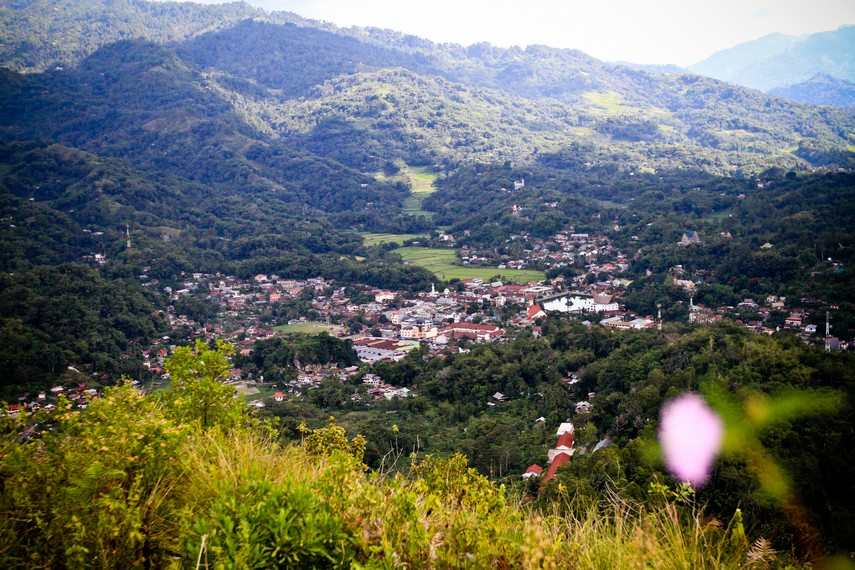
xmin=396 ymin=247 xmax=544 ymax=284
xmin=360 ymin=232 xmax=429 ymax=246
xmin=274 ymin=321 xmax=339 ymax=335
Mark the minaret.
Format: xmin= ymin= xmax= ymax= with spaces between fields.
xmin=825 ymin=310 xmax=831 ymax=352
xmin=431 ymin=282 xmax=436 ymax=295
xmin=657 ymin=303 xmax=662 ymax=331
xmin=125 ymin=224 xmax=132 ymax=250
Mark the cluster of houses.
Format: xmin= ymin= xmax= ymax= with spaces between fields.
xmin=6 ymin=383 xmax=102 ymax=418
xmin=358 ymin=373 xmax=414 ymax=401
xmin=457 ymin=231 xmax=619 ymax=273
xmin=523 ymin=422 xmax=576 ymax=484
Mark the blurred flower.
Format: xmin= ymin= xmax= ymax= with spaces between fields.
xmin=659 ymin=393 xmax=723 ymax=486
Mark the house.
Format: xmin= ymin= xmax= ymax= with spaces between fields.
xmin=362 ymin=373 xmax=382 ymax=386
xmin=441 ymin=322 xmax=505 ymax=342
xmin=547 ymin=430 xmax=575 ymax=461
xmin=575 ymin=400 xmax=593 ymax=414
xmin=522 ymin=464 xmax=543 ymax=479
xmin=542 ymin=425 xmax=576 ymax=483
xmin=526 ymin=303 xmax=546 ymax=322
xmin=678 ymin=231 xmax=701 ymax=247
xmin=784 ymin=312 xmax=804 ymax=329
xmin=492 ymin=391 xmax=506 ymax=402
xmin=383 ymin=387 xmax=413 ymax=400
xmin=273 ymin=391 xmax=285 ymax=402
xmin=542 ymin=452 xmax=572 ymax=483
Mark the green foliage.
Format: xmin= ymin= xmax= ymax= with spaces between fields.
xmin=300 ymin=418 xmax=367 ymax=463
xmin=163 ymin=340 xmax=245 ymax=429
xmin=0 ymin=382 xmax=188 ymax=568
xmin=0 ymin=342 xmax=786 ymax=568
xmin=0 ymin=264 xmax=163 ymax=394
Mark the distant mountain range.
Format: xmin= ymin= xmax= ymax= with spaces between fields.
xmin=691 ymin=25 xmax=855 ymax=94
xmin=769 ymin=73 xmax=855 ymax=108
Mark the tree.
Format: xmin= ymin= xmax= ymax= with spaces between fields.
xmin=164 ymin=340 xmax=244 ymax=429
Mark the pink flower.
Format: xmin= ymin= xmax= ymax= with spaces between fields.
xmin=659 ymin=393 xmax=723 ymax=486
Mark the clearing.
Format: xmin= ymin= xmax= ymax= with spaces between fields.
xmin=274 ymin=321 xmax=340 ymax=335
xmin=361 ymin=232 xmax=430 ymax=247
xmin=376 ymin=165 xmax=439 ymax=219
xmin=396 ymin=247 xmax=544 ymax=284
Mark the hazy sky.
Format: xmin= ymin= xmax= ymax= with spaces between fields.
xmin=184 ymin=0 xmax=855 ymax=66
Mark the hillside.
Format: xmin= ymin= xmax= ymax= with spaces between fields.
xmin=770 ymin=73 xmax=855 ymax=107
xmin=2 ymin=3 xmax=854 ymax=174
xmin=0 ymin=0 xmax=275 ymax=73
xmin=1 ymin=2 xmax=855 ymax=564
xmin=691 ymin=26 xmax=855 ymax=91
xmin=0 ymin=344 xmax=833 ymax=567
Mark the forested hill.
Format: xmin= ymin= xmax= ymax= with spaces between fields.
xmin=2 ymin=1 xmax=854 ymax=173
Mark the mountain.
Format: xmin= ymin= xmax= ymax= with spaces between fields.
xmin=613 ymin=62 xmax=684 ymax=75
xmin=2 ymin=3 xmax=853 ymax=176
xmin=691 ymin=26 xmax=855 ymax=91
xmin=769 ymin=73 xmax=855 ymax=107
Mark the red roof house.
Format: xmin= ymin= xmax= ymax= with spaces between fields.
xmin=542 ymin=452 xmax=571 ymax=483
xmin=527 ymin=303 xmax=546 ymax=322
xmin=522 ymin=464 xmax=544 ymax=479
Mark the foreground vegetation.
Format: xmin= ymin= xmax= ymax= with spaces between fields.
xmin=0 ymin=343 xmax=800 ymax=568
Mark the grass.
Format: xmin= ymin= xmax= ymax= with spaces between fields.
xmin=0 ymin=383 xmax=790 ymax=568
xmin=360 ymin=232 xmax=429 ymax=247
xmin=396 ymin=247 xmax=544 ymax=284
xmin=376 ymin=164 xmax=439 ymax=218
xmin=582 ymin=91 xmax=671 ymax=120
xmin=582 ymin=91 xmax=631 ymax=116
xmin=274 ymin=322 xmax=339 ymax=335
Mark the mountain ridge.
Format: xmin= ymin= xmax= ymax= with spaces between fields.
xmin=691 ymin=25 xmax=855 ymax=91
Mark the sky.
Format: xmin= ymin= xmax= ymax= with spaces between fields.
xmin=181 ymin=0 xmax=855 ymax=66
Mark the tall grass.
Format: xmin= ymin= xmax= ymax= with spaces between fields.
xmin=0 ymin=387 xmax=785 ymax=568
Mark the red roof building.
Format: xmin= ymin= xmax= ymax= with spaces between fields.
xmin=542 ymin=423 xmax=576 ymax=483
xmin=522 ymin=464 xmax=544 ymax=479
xmin=527 ymin=303 xmax=546 ymax=322
xmin=542 ymin=452 xmax=571 ymax=483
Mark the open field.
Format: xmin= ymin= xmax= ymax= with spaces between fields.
xmin=274 ymin=321 xmax=339 ymax=335
xmin=396 ymin=247 xmax=544 ymax=284
xmin=376 ymin=164 xmax=439 ymax=218
xmin=360 ymin=232 xmax=429 ymax=247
